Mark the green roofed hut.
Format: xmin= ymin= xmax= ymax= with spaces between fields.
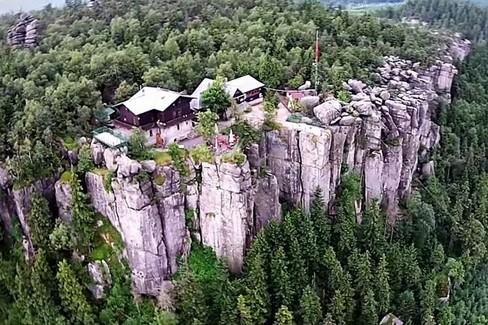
xmin=92 ymin=127 xmax=127 ymax=148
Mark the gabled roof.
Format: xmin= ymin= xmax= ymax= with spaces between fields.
xmin=226 ymin=75 xmax=265 ymax=94
xmin=191 ymin=75 xmax=264 ymax=101
xmin=191 ymin=78 xmax=214 ymax=98
xmin=117 ymin=87 xmax=194 ymax=116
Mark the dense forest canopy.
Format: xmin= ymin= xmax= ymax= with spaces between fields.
xmin=0 ymin=0 xmax=443 ymax=187
xmin=383 ymin=0 xmax=488 ymax=42
xmin=0 ymin=0 xmax=488 ymax=324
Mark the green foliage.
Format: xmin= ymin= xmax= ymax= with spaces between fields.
xmin=29 ymin=192 xmax=54 ymax=250
xmin=300 ymin=285 xmax=323 ymax=325
xmin=168 ymin=143 xmax=189 ymax=177
xmin=56 ymin=259 xmax=95 ymax=324
xmin=230 ymin=120 xmax=262 ymax=148
xmin=60 ymin=170 xmax=74 ymax=183
xmin=221 ymin=149 xmax=247 ymax=165
xmin=49 ymin=219 xmax=74 ymax=251
xmin=273 ymin=305 xmax=294 ymax=325
xmin=128 ymin=128 xmax=150 ymax=160
xmin=336 ymin=90 xmax=352 ymax=102
xmin=78 ymin=144 xmax=94 ymax=174
xmin=190 ymin=144 xmax=214 ymax=164
xmin=103 ymin=170 xmax=114 ymax=193
xmin=151 ymin=151 xmax=173 ymax=166
xmin=202 ymin=77 xmax=231 ymax=115
xmin=197 ymin=110 xmax=219 ymax=143
xmin=70 ymin=176 xmax=96 ymax=251
xmin=91 ymin=215 xmax=124 ymax=262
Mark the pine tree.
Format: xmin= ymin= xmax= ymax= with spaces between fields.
xmin=328 ymin=290 xmax=346 ymax=325
xmin=70 ymin=177 xmax=96 ymax=251
xmin=271 ymin=246 xmax=294 ymax=311
xmin=56 ymin=259 xmax=95 ymax=324
xmin=300 ymin=285 xmax=323 ymax=325
xmin=273 ymin=305 xmax=294 ymax=325
xmin=237 ymin=295 xmax=254 ymax=325
xmin=243 ymin=251 xmax=271 ymax=324
xmin=323 ymin=313 xmax=337 ymax=325
xmin=360 ymin=288 xmax=378 ymax=325
xmin=310 ymin=188 xmax=331 ymax=257
xmin=359 ymin=200 xmax=387 ymax=259
xmin=375 ymin=254 xmax=391 ymax=315
xmin=30 ymin=250 xmax=66 ymax=324
xmin=420 ymin=279 xmax=437 ymax=325
xmin=333 ymin=173 xmax=360 ymax=260
xmin=28 ymin=192 xmax=54 ymax=250
xmin=77 ymin=144 xmax=94 ymax=173
xmin=176 ymin=269 xmax=209 ymax=325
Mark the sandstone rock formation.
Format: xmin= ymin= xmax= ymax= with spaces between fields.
xmin=0 ymin=35 xmax=469 ymax=298
xmin=7 ymin=13 xmax=39 ymax=48
xmin=85 ymin=149 xmax=189 ymax=296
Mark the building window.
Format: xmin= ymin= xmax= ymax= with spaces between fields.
xmin=149 ymin=130 xmax=153 ymax=137
xmin=177 ymin=123 xmax=180 ymax=130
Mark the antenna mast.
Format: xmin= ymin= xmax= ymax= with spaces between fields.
xmin=314 ymin=30 xmax=320 ymax=92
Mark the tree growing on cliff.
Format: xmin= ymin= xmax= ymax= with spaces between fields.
xmin=28 ymin=193 xmax=54 ymax=250
xmin=70 ymin=177 xmax=96 ymax=251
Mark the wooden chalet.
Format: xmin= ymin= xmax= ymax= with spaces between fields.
xmin=191 ymin=75 xmax=265 ymax=110
xmin=112 ymin=87 xmax=196 ymax=145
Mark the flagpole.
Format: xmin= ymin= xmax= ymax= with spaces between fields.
xmin=314 ymin=30 xmax=319 ymax=92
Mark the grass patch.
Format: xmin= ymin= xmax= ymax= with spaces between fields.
xmin=190 ymin=144 xmax=214 ymax=164
xmin=93 ymin=167 xmax=109 ymax=177
xmin=103 ymin=170 xmax=114 ymax=192
xmin=151 ymin=151 xmax=172 ymax=166
xmin=63 ymin=136 xmax=79 ymax=151
xmin=91 ymin=214 xmax=124 ymax=262
xmin=60 ymin=170 xmax=74 ymax=183
xmin=154 ymin=174 xmax=166 ymax=186
xmin=221 ymin=149 xmax=246 ymax=165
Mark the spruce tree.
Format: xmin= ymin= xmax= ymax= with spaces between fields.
xmin=328 ymin=290 xmax=346 ymax=325
xmin=271 ymin=246 xmax=294 ymax=311
xmin=310 ymin=188 xmax=331 ymax=257
xmin=176 ymin=269 xmax=209 ymax=325
xmin=360 ymin=288 xmax=378 ymax=325
xmin=375 ymin=254 xmax=391 ymax=315
xmin=273 ymin=305 xmax=294 ymax=325
xmin=243 ymin=251 xmax=271 ymax=324
xmin=70 ymin=177 xmax=96 ymax=251
xmin=28 ymin=192 xmax=54 ymax=250
xmin=56 ymin=260 xmax=95 ymax=324
xmin=299 ymin=285 xmax=323 ymax=325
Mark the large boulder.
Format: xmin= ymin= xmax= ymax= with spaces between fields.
xmin=313 ymin=100 xmax=341 ymax=125
xmin=348 ymin=79 xmax=367 ymax=94
xmin=300 ymin=96 xmax=320 ymax=110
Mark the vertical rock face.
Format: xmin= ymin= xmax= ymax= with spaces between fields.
xmin=7 ymin=13 xmax=39 ymax=48
xmin=85 ymin=149 xmax=189 ymax=296
xmin=55 ymin=180 xmax=72 ymax=223
xmin=264 ymin=123 xmax=334 ymax=210
xmin=199 ymin=161 xmax=254 ymax=272
xmin=262 ymin=38 xmax=468 ymax=218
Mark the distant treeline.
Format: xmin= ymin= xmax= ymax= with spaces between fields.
xmin=383 ymin=0 xmax=488 ymax=42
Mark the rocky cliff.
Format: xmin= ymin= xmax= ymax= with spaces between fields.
xmin=0 ymin=36 xmax=470 ymax=297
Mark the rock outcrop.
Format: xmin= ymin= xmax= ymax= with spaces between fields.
xmin=7 ymin=13 xmax=39 ymax=48
xmin=86 ymin=148 xmax=189 ymax=296
xmin=0 ymin=35 xmax=469 ymax=298
xmin=261 ymin=37 xmax=469 ymax=218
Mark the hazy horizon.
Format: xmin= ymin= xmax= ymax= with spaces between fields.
xmin=0 ymin=0 xmax=65 ymax=14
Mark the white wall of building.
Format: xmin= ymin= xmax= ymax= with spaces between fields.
xmin=114 ymin=120 xmax=195 ymax=146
